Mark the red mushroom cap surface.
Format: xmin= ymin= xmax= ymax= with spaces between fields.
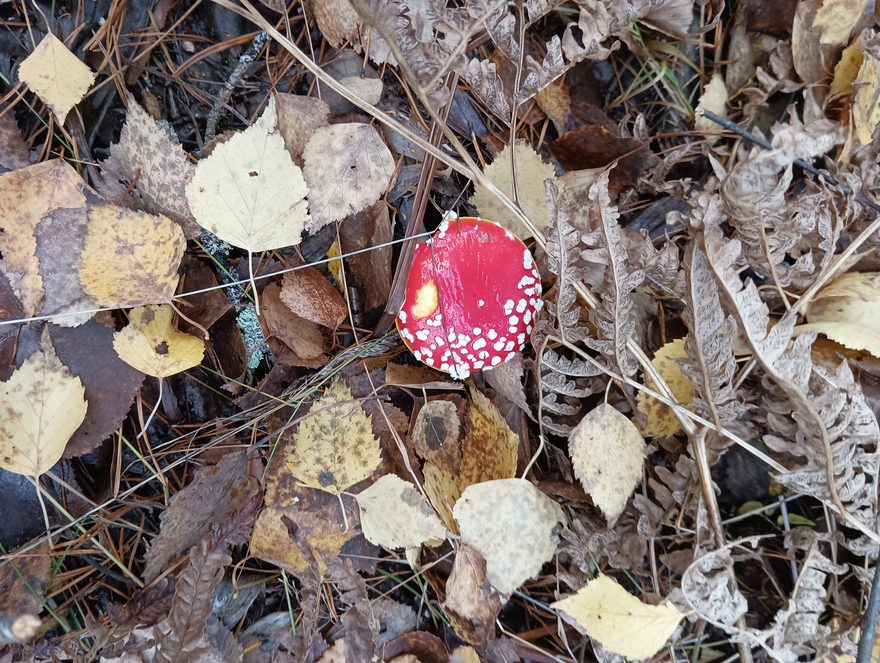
xmin=396 ymin=216 xmax=543 ymax=379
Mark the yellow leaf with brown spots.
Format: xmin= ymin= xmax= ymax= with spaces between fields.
xmin=0 ymin=329 xmax=87 ymax=476
xmin=286 ymin=380 xmax=381 ymax=495
xmin=423 ymin=462 xmax=463 ymax=533
xmin=458 ymin=386 xmax=518 ymax=486
xmin=636 ymin=338 xmax=695 ymax=437
xmin=79 ymin=204 xmax=185 ymax=308
xmin=18 ymin=33 xmax=95 ymax=125
xmin=0 ymin=160 xmax=86 ymax=316
xmin=112 ymin=305 xmax=204 ymax=378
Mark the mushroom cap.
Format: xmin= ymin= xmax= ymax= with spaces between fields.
xmin=396 ymin=216 xmax=543 ymax=379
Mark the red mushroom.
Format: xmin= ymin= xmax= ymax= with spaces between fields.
xmin=396 ymin=215 xmax=543 ymax=379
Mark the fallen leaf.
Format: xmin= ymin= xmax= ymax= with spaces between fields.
xmin=97 ymin=95 xmax=200 ymax=238
xmin=0 ymin=160 xmax=85 ymax=316
xmin=275 ymin=92 xmax=330 ymax=163
xmin=0 ymin=329 xmax=87 ymax=476
xmin=308 ymin=0 xmax=358 ymax=48
xmin=470 ymin=139 xmax=556 ymax=238
xmin=49 ymin=321 xmax=145 ymax=458
xmin=411 ymin=399 xmax=464 ymax=472
xmin=422 ymin=462 xmax=463 ymax=532
xmin=830 ymin=40 xmax=864 ymax=99
xmin=458 ymin=386 xmax=518 ymax=487
xmin=337 ymin=201 xmax=393 ymax=313
xmin=812 ymin=0 xmax=868 ymax=46
xmin=18 ymin=33 xmax=95 ymax=125
xmin=847 ymin=36 xmax=880 ymax=154
xmin=695 ymin=74 xmax=728 ymax=140
xmin=79 ymin=204 xmax=186 ymax=309
xmin=452 ymin=478 xmax=564 ymax=594
xmin=797 ymin=272 xmax=880 ymax=357
xmin=636 ymin=339 xmax=695 ymax=437
xmin=175 ymin=256 xmax=233 ymax=334
xmin=551 ymin=574 xmax=684 ymax=660
xmin=0 ymin=540 xmax=51 ymax=637
xmin=260 ymin=282 xmax=329 ymax=366
xmin=279 ymin=265 xmax=348 ymax=330
xmin=443 ymin=543 xmax=504 ymax=645
xmin=0 ymin=112 xmax=30 ymax=172
xmin=186 ymin=97 xmax=310 ymax=251
xmin=112 ymin=305 xmax=205 ymax=378
xmin=569 ymin=404 xmax=646 ymax=521
xmin=355 ymin=473 xmax=448 ymax=549
xmin=286 ymin=380 xmax=382 ymax=494
xmin=302 ymin=123 xmax=395 ymax=232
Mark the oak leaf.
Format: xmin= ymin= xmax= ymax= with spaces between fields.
xmin=112 ymin=305 xmax=205 ymax=378
xmin=18 ymin=33 xmax=95 ymax=125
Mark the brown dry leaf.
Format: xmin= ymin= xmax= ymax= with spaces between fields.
xmin=450 ymin=646 xmax=481 ymax=663
xmin=50 ymin=321 xmax=145 ymax=458
xmin=279 ymin=266 xmax=347 ymax=330
xmin=812 ymin=0 xmax=868 ymax=46
xmin=385 ymin=362 xmax=460 ymax=389
xmin=355 ymin=473 xmax=448 ymax=549
xmin=0 ymin=328 xmax=87 ymax=476
xmin=569 ymin=404 xmax=646 ymax=521
xmin=0 ymin=112 xmax=29 ymax=172
xmin=458 ymin=386 xmax=518 ymax=487
xmin=175 ymin=256 xmax=233 ymax=334
xmin=79 ymin=204 xmax=186 ymax=309
xmin=18 ymin=33 xmax=95 ymax=125
xmin=337 ymin=201 xmax=393 ymax=313
xmin=797 ymin=272 xmax=880 ymax=357
xmin=260 ymin=282 xmax=329 ymax=366
xmin=470 ymin=139 xmax=556 ymax=238
xmin=482 ymin=353 xmax=530 ymax=415
xmin=302 ymin=123 xmax=395 ymax=232
xmin=97 ymin=95 xmax=199 ymax=238
xmin=0 ymin=159 xmax=85 ymax=316
xmin=275 ymin=93 xmax=330 ymax=163
xmin=551 ymin=574 xmax=683 ymax=660
xmin=286 ymin=380 xmax=382 ymax=495
xmin=308 ymin=0 xmax=358 ymax=48
xmin=0 ymin=539 xmax=51 ymax=640
xmin=442 ymin=543 xmax=504 ymax=645
xmin=143 ymin=450 xmax=261 ymax=581
xmin=411 ymin=399 xmax=463 ymax=472
xmin=453 ymin=478 xmax=564 ymax=594
xmin=636 ymin=339 xmax=695 ymax=437
xmin=112 ymin=305 xmax=205 ymax=378
xmin=186 ymin=97 xmax=310 ymax=251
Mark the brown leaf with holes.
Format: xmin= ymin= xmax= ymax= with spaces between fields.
xmin=279 ymin=265 xmax=347 ymax=330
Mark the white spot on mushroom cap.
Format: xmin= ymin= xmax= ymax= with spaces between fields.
xmin=491 ymin=356 xmax=502 ymax=366
xmin=493 ymin=339 xmax=505 ymax=351
xmin=487 ymin=329 xmax=497 ymax=340
xmin=523 ymin=248 xmax=532 ymax=269
xmin=415 ymin=329 xmax=430 ymax=342
xmin=508 ymin=315 xmax=519 ymax=326
xmin=398 ymin=310 xmax=407 ymax=323
xmin=504 ymin=299 xmax=514 ymax=315
xmin=515 ymin=299 xmax=527 ymax=313
xmin=473 ymin=338 xmax=487 ymax=351
xmin=478 ymin=299 xmax=485 ymax=307
xmin=449 ymin=364 xmax=470 ymax=380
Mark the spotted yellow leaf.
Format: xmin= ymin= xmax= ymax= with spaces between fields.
xmin=113 ymin=305 xmax=205 ymax=378
xmin=636 ymin=338 xmax=695 ymax=437
xmin=18 ymin=33 xmax=95 ymax=125
xmin=0 ymin=329 xmax=87 ymax=476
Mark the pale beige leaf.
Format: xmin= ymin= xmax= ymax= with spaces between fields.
xmin=18 ymin=33 xmax=95 ymax=125
xmin=113 ymin=305 xmax=205 ymax=378
xmin=636 ymin=339 xmax=695 ymax=437
xmin=470 ymin=140 xmax=556 ymax=238
xmin=302 ymin=123 xmax=395 ymax=232
xmin=796 ymin=272 xmax=880 ymax=356
xmin=453 ymin=478 xmax=564 ymax=594
xmin=0 ymin=329 xmax=86 ymax=476
xmin=812 ymin=0 xmax=868 ymax=47
xmin=850 ymin=43 xmax=880 ymax=149
xmin=569 ymin=404 xmax=646 ymax=521
xmin=97 ymin=95 xmax=199 ymax=238
xmin=286 ymin=380 xmax=382 ymax=494
xmin=79 ymin=204 xmax=186 ymax=308
xmin=552 ymin=574 xmax=683 ymax=660
xmin=355 ymin=473 xmax=448 ymax=549
xmin=694 ymin=74 xmax=727 ymax=139
xmin=186 ymin=97 xmax=309 ymax=251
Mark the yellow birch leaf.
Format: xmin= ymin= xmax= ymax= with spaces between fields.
xmin=79 ymin=204 xmax=185 ymax=308
xmin=453 ymin=478 xmax=564 ymax=594
xmin=552 ymin=574 xmax=683 ymax=660
xmin=186 ymin=97 xmax=309 ymax=252
xmin=423 ymin=462 xmax=463 ymax=533
xmin=470 ymin=140 xmax=556 ymax=238
xmin=286 ymin=380 xmax=381 ymax=495
xmin=18 ymin=34 xmax=95 ymax=125
xmin=830 ymin=40 xmax=864 ymax=99
xmin=569 ymin=404 xmax=646 ymax=521
xmin=636 ymin=338 xmax=695 ymax=437
xmin=112 ymin=305 xmax=205 ymax=378
xmin=355 ymin=473 xmax=448 ymax=549
xmin=458 ymin=385 xmax=518 ymax=487
xmin=0 ymin=329 xmax=87 ymax=476
xmin=850 ymin=45 xmax=880 ymax=149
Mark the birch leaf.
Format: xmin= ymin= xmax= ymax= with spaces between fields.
xmin=569 ymin=404 xmax=646 ymax=521
xmin=552 ymin=574 xmax=683 ymax=660
xmin=355 ymin=473 xmax=448 ymax=549
xmin=636 ymin=339 xmax=695 ymax=437
xmin=0 ymin=329 xmax=87 ymax=476
xmin=113 ymin=305 xmax=205 ymax=378
xmin=18 ymin=33 xmax=95 ymax=125
xmin=186 ymin=97 xmax=309 ymax=251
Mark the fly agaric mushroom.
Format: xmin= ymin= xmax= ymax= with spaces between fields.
xmin=396 ymin=216 xmax=542 ymax=379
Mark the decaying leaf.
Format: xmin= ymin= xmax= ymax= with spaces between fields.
xmin=355 ymin=473 xmax=448 ymax=549
xmin=0 ymin=540 xmax=51 ymax=641
xmin=797 ymin=272 xmax=880 ymax=357
xmin=286 ymin=380 xmax=382 ymax=494
xmin=0 ymin=329 xmax=87 ymax=476
xmin=453 ymin=478 xmax=564 ymax=594
xmin=79 ymin=204 xmax=186 ymax=308
xmin=18 ymin=33 xmax=95 ymax=125
xmin=443 ymin=543 xmax=504 ymax=646
xmin=470 ymin=139 xmax=556 ymax=238
xmin=186 ymin=97 xmax=310 ymax=251
xmin=279 ymin=265 xmax=348 ymax=330
xmin=812 ymin=0 xmax=868 ymax=47
xmin=302 ymin=123 xmax=395 ymax=232
xmin=275 ymin=92 xmax=330 ymax=163
xmin=569 ymin=404 xmax=646 ymax=521
xmin=112 ymin=305 xmax=205 ymax=378
xmin=636 ymin=339 xmax=695 ymax=437
xmin=552 ymin=574 xmax=683 ymax=660
xmin=0 ymin=112 xmax=29 ymax=172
